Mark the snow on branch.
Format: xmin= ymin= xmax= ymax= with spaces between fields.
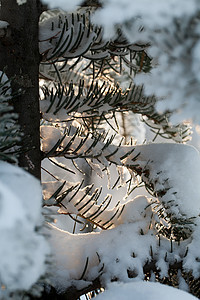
xmin=39 ymin=10 xmax=146 ymax=64
xmin=46 ymin=217 xmax=156 ymax=293
xmin=90 ymin=0 xmax=200 ymax=123
xmin=40 ymin=81 xmax=157 ymax=119
xmin=46 ymin=201 xmax=200 ymax=295
xmin=43 ymin=181 xmax=151 ymax=230
xmin=95 ymin=281 xmax=198 ymax=300
xmin=40 ymin=81 xmax=190 ymax=142
xmin=0 ymin=161 xmax=49 ymax=297
xmin=40 ymin=1 xmax=200 ymax=123
xmin=41 ymin=125 xmax=200 ymax=238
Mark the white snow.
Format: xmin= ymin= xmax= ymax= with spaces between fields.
xmin=125 ymin=143 xmax=200 ymax=219
xmin=0 ymin=162 xmax=49 ymax=295
xmin=95 ymin=281 xmax=198 ymax=300
xmin=46 ymin=219 xmax=156 ymax=292
xmin=37 ymin=1 xmax=200 ymax=296
xmin=41 ymin=124 xmax=200 ymax=219
xmin=92 ymin=0 xmax=197 ymax=39
xmin=39 ymin=1 xmax=200 ymax=124
xmin=42 ymin=139 xmax=200 ymax=292
xmin=88 ymin=0 xmax=200 ymax=123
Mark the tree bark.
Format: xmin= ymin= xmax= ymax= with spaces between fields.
xmin=0 ymin=0 xmax=41 ymax=179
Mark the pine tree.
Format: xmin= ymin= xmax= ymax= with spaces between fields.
xmin=1 ymin=1 xmax=200 ymax=299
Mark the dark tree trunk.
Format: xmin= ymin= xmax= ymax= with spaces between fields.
xmin=0 ymin=0 xmax=41 ymax=179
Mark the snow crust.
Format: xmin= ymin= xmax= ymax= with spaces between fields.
xmin=0 ymin=162 xmax=49 ymax=295
xmin=95 ymin=281 xmax=198 ymax=300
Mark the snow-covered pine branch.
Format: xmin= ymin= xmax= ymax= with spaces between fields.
xmin=39 ymin=9 xmax=191 ymax=144
xmin=91 ymin=0 xmax=200 ymax=123
xmin=41 ymin=125 xmax=200 ymax=239
xmin=0 ymin=161 xmax=49 ymax=298
xmin=2 ymin=0 xmax=200 ymax=298
xmin=40 ymin=81 xmax=190 ymax=143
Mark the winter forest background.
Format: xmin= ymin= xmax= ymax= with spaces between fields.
xmin=1 ymin=0 xmax=200 ymax=299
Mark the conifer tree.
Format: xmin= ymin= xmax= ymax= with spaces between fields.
xmin=1 ymin=1 xmax=200 ymax=299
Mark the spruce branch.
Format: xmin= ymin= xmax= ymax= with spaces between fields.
xmin=0 ymin=73 xmax=21 ymax=163
xmin=40 ymin=80 xmax=190 ymax=142
xmin=39 ymin=10 xmax=148 ymax=75
xmin=41 ymin=128 xmax=197 ymax=239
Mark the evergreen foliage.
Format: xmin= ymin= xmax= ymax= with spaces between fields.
xmin=1 ymin=1 xmax=200 ymax=299
xmin=39 ymin=7 xmax=199 ymax=298
xmin=39 ymin=8 xmax=191 ymax=234
xmin=0 ymin=72 xmax=21 ymax=163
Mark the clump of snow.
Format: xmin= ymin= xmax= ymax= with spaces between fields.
xmin=47 ymin=221 xmax=156 ymax=292
xmin=46 ymin=203 xmax=200 ymax=292
xmin=95 ymin=281 xmax=198 ymax=300
xmin=135 ymin=21 xmax=200 ymax=124
xmin=0 ymin=162 xmax=49 ymax=295
xmin=117 ymin=196 xmax=151 ymax=226
xmin=122 ymin=143 xmax=200 ymax=220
